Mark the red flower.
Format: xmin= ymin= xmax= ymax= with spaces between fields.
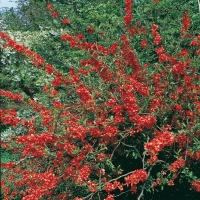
xmin=45 ymin=63 xmax=54 ymax=74
xmin=124 ymin=169 xmax=147 ymax=193
xmin=124 ymin=13 xmax=132 ymax=26
xmin=87 ymin=181 xmax=97 ymax=192
xmin=109 ymin=43 xmax=118 ymax=55
xmin=145 ymin=131 xmax=175 ymax=164
xmin=76 ymin=84 xmax=92 ymax=103
xmin=151 ymin=24 xmax=159 ymax=34
xmin=0 ymin=89 xmax=22 ymax=101
xmin=62 ymin=18 xmax=70 ymax=25
xmin=53 ymin=101 xmax=63 ymax=109
xmin=87 ymin=26 xmax=94 ymax=34
xmin=153 ymin=32 xmax=162 ymax=45
xmin=140 ymin=40 xmax=148 ymax=48
xmin=50 ymin=10 xmax=58 ymax=18
xmin=181 ymin=12 xmax=191 ymax=33
xmin=191 ymin=180 xmax=200 ymax=192
xmin=169 ymin=158 xmax=185 ymax=173
xmin=46 ymin=3 xmax=53 ymax=9
xmin=1 ymin=162 xmax=16 ymax=169
xmin=153 ymin=0 xmax=159 ymax=4
xmin=179 ymin=49 xmax=188 ymax=57
xmin=104 ymin=194 xmax=115 ymax=200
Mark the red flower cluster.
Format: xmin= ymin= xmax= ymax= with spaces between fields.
xmin=46 ymin=3 xmax=58 ymax=18
xmin=186 ymin=150 xmax=200 ymax=161
xmin=175 ymin=132 xmax=188 ymax=148
xmin=0 ymin=31 xmax=45 ymax=68
xmin=87 ymin=181 xmax=97 ymax=192
xmin=41 ymin=109 xmax=53 ymax=127
xmin=190 ymin=180 xmax=200 ymax=192
xmin=151 ymin=24 xmax=162 ymax=45
xmin=120 ymin=35 xmax=142 ymax=72
xmin=76 ymin=83 xmax=93 ymax=103
xmin=134 ymin=115 xmax=157 ymax=130
xmin=190 ymin=34 xmax=200 ymax=55
xmin=0 ymin=109 xmax=20 ymax=127
xmin=21 ymin=171 xmax=60 ymax=200
xmin=87 ymin=26 xmax=94 ymax=34
xmin=124 ymin=169 xmax=147 ymax=193
xmin=109 ymin=43 xmax=119 ymax=55
xmin=75 ymin=165 xmax=91 ymax=184
xmin=46 ymin=3 xmax=53 ymax=9
xmin=172 ymin=61 xmax=189 ymax=76
xmin=61 ymin=33 xmax=115 ymax=57
xmin=1 ymin=162 xmax=16 ymax=169
xmin=124 ymin=0 xmax=133 ymax=26
xmin=67 ymin=120 xmax=87 ymax=141
xmin=16 ymin=133 xmax=58 ymax=157
xmin=45 ymin=63 xmax=54 ymax=74
xmin=155 ymin=46 xmax=170 ymax=63
xmin=140 ymin=39 xmax=148 ymax=48
xmin=0 ymin=89 xmax=22 ymax=101
xmin=60 ymin=33 xmax=77 ymax=47
xmin=62 ymin=18 xmax=70 ymax=25
xmin=169 ymin=158 xmax=186 ymax=173
xmin=105 ymin=181 xmax=123 ymax=193
xmin=144 ymin=131 xmax=175 ymax=164
xmin=148 ymin=98 xmax=163 ymax=113
xmin=126 ymin=77 xmax=149 ymax=96
xmin=104 ymin=194 xmax=115 ymax=200
xmin=181 ymin=11 xmax=191 ymax=34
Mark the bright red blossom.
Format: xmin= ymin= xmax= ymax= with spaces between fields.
xmin=87 ymin=26 xmax=94 ymax=34
xmin=140 ymin=40 xmax=148 ymax=48
xmin=62 ymin=18 xmax=70 ymax=25
xmin=181 ymin=11 xmax=191 ymax=33
xmin=191 ymin=180 xmax=200 ymax=192
xmin=169 ymin=158 xmax=186 ymax=173
xmin=124 ymin=169 xmax=147 ymax=193
xmin=145 ymin=131 xmax=175 ymax=164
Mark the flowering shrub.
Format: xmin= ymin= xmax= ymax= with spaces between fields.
xmin=0 ymin=0 xmax=200 ymax=199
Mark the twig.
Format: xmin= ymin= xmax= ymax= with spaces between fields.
xmin=110 ymin=142 xmax=121 ymax=160
xmin=121 ymin=141 xmax=142 ymax=159
xmin=137 ymin=167 xmax=152 ymax=200
xmin=110 ymin=133 xmax=129 ymax=160
xmin=82 ymin=193 xmax=93 ymax=200
xmin=198 ymin=0 xmax=200 ymax=14
xmin=2 ymin=156 xmax=35 ymax=174
xmin=184 ymin=119 xmax=189 ymax=161
xmin=108 ymin=170 xmax=136 ymax=183
xmin=184 ymin=137 xmax=189 ymax=161
xmin=15 ymin=156 xmax=35 ymax=165
xmin=156 ymin=125 xmax=164 ymax=131
xmin=114 ymin=190 xmax=129 ymax=197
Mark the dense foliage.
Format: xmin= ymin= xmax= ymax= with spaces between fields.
xmin=1 ymin=0 xmax=200 ymax=199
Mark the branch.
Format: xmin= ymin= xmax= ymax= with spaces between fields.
xmin=137 ymin=167 xmax=152 ymax=200
xmin=2 ymin=156 xmax=35 ymax=174
xmin=121 ymin=141 xmax=142 ymax=159
xmin=108 ymin=170 xmax=136 ymax=183
xmin=15 ymin=156 xmax=35 ymax=165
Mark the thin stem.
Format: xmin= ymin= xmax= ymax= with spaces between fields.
xmin=185 ymin=119 xmax=189 ymax=161
xmin=108 ymin=170 xmax=135 ymax=183
xmin=2 ymin=156 xmax=35 ymax=174
xmin=137 ymin=167 xmax=152 ymax=200
xmin=114 ymin=190 xmax=129 ymax=197
xmin=121 ymin=141 xmax=142 ymax=159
